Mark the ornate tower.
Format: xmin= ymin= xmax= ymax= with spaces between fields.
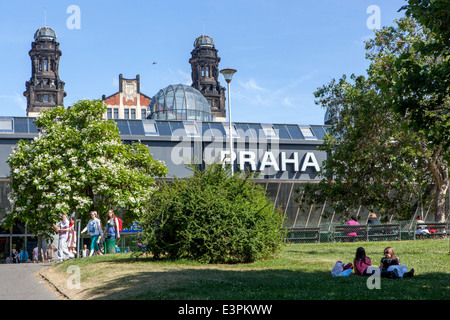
xmin=24 ymin=27 xmax=66 ymax=117
xmin=189 ymin=35 xmax=226 ymax=121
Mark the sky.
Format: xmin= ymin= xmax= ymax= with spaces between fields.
xmin=0 ymin=0 xmax=408 ymax=126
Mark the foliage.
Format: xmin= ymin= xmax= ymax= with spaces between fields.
xmin=139 ymin=163 xmax=287 ymax=264
xmin=5 ymin=100 xmax=168 ymax=237
xmin=372 ymin=1 xmax=450 ymax=162
xmin=299 ymin=74 xmax=432 ymax=220
xmin=299 ymin=13 xmax=448 ymax=222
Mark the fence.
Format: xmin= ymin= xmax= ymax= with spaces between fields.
xmin=286 ymin=221 xmax=448 ymax=244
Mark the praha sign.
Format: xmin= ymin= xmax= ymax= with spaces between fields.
xmin=219 ymin=150 xmax=320 ymax=173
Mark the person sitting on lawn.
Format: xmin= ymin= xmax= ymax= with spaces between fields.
xmin=380 ymin=246 xmax=414 ymax=278
xmin=353 ymin=247 xmax=372 ymax=276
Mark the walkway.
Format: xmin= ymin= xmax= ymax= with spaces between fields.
xmin=0 ymin=263 xmax=61 ymax=300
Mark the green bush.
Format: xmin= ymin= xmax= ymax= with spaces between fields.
xmin=139 ymin=163 xmax=287 ymax=263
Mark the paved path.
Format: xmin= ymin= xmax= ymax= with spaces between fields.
xmin=0 ymin=263 xmax=61 ymax=300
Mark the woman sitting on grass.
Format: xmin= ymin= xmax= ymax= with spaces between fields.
xmin=380 ymin=246 xmax=414 ymax=278
xmin=353 ymin=247 xmax=372 ymax=276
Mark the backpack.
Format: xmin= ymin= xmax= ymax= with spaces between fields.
xmin=115 ymin=217 xmax=123 ymax=233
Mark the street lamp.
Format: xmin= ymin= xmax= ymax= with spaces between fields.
xmin=220 ymin=68 xmax=237 ymax=174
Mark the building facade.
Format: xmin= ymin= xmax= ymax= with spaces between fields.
xmin=102 ymin=74 xmax=151 ymax=120
xmin=23 ymin=27 xmax=66 ymax=117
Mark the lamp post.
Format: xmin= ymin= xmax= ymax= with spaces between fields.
xmin=220 ymin=68 xmax=237 ymax=174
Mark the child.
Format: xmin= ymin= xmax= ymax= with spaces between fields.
xmin=380 ymin=247 xmax=414 ymax=278
xmin=353 ymin=247 xmax=372 ymax=276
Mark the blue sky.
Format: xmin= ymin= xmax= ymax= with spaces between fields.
xmin=0 ymin=0 xmax=407 ymax=125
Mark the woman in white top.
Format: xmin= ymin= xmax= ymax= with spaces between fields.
xmin=81 ymin=211 xmax=103 ymax=256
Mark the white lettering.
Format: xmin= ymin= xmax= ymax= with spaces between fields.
xmin=239 ymin=151 xmax=256 ymax=171
xmin=260 ymin=151 xmax=279 ymax=171
xmin=281 ymin=152 xmax=299 ymax=171
xmin=220 ymin=150 xmax=236 ymax=165
xmin=301 ymin=152 xmax=320 ymax=172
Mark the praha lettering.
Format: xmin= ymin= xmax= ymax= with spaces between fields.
xmin=220 ymin=151 xmax=320 ymax=172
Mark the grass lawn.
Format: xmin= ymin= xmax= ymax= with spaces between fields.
xmin=40 ymin=239 xmax=449 ymax=300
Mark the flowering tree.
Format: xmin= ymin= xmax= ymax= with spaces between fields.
xmin=5 ymin=99 xmax=167 ymax=238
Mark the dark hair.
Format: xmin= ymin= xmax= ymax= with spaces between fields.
xmin=355 ymin=247 xmax=367 ymax=262
xmin=351 ymin=215 xmax=358 ymax=221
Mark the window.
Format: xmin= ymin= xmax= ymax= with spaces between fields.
xmin=44 ymin=60 xmax=48 ymax=71
xmin=39 ymin=62 xmax=42 ymax=71
xmin=130 ymin=109 xmax=136 ymax=119
xmin=124 ymin=109 xmax=129 ymax=119
xmin=184 ymin=123 xmax=198 ymax=135
xmin=262 ymin=124 xmax=278 ymax=139
xmin=0 ymin=118 xmax=13 ymax=132
xmin=107 ymin=108 xmax=112 ymax=119
xmin=300 ymin=127 xmax=315 ymax=139
xmin=201 ymin=67 xmax=206 ymax=77
xmin=141 ymin=109 xmax=147 ymax=119
xmin=114 ymin=109 xmax=119 ymax=119
xmin=143 ymin=120 xmax=158 ymax=135
xmin=43 ymin=94 xmax=49 ymax=102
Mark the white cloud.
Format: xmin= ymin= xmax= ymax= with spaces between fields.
xmin=238 ymin=78 xmax=264 ymax=92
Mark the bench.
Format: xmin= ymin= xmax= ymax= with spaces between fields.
xmin=367 ymin=223 xmax=401 ymax=241
xmin=286 ymin=227 xmax=320 ymax=243
xmin=333 ymin=225 xmax=368 ymax=242
xmin=414 ymin=222 xmax=447 ymax=240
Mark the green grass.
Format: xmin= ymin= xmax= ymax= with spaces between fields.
xmin=48 ymin=239 xmax=449 ymax=300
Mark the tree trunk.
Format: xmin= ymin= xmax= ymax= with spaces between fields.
xmin=420 ymin=143 xmax=448 ymax=222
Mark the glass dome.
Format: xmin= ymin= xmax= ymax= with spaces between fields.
xmin=148 ymin=84 xmax=212 ymax=121
xmin=34 ymin=27 xmax=57 ymax=41
xmin=194 ymin=35 xmax=214 ymax=48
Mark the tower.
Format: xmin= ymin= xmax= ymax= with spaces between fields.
xmin=24 ymin=27 xmax=66 ymax=117
xmin=189 ymin=35 xmax=226 ymax=121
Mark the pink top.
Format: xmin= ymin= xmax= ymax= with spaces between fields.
xmin=347 ymin=220 xmax=359 ymax=237
xmin=354 ymin=257 xmax=371 ymax=275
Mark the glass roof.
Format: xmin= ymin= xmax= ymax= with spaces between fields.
xmin=8 ymin=117 xmax=329 ymax=141
xmin=148 ymin=84 xmax=213 ymax=122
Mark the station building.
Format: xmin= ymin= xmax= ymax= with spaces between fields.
xmin=1 ymin=27 xmax=446 ymax=260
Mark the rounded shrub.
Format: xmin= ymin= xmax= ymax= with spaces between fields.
xmin=139 ymin=163 xmax=287 ymax=263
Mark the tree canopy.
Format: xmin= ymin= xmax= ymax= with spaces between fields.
xmin=5 ymin=100 xmax=168 ymax=237
xmin=298 ymin=4 xmax=448 ymax=222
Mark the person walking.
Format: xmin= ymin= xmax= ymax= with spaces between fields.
xmin=57 ymin=214 xmax=75 ymax=262
xmin=19 ymin=248 xmax=29 ymax=263
xmin=104 ymin=209 xmax=120 ymax=254
xmin=67 ymin=217 xmax=77 ymax=255
xmin=81 ymin=211 xmax=103 ymax=257
xmin=45 ymin=244 xmax=57 ymax=262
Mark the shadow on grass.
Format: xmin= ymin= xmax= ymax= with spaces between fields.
xmin=81 ymin=266 xmax=449 ymax=300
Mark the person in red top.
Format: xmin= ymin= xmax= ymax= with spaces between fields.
xmin=353 ymin=247 xmax=372 ymax=276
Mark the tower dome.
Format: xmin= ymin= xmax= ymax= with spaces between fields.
xmin=194 ymin=35 xmax=215 ymax=48
xmin=148 ymin=84 xmax=213 ymax=121
xmin=34 ymin=26 xmax=57 ymax=41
